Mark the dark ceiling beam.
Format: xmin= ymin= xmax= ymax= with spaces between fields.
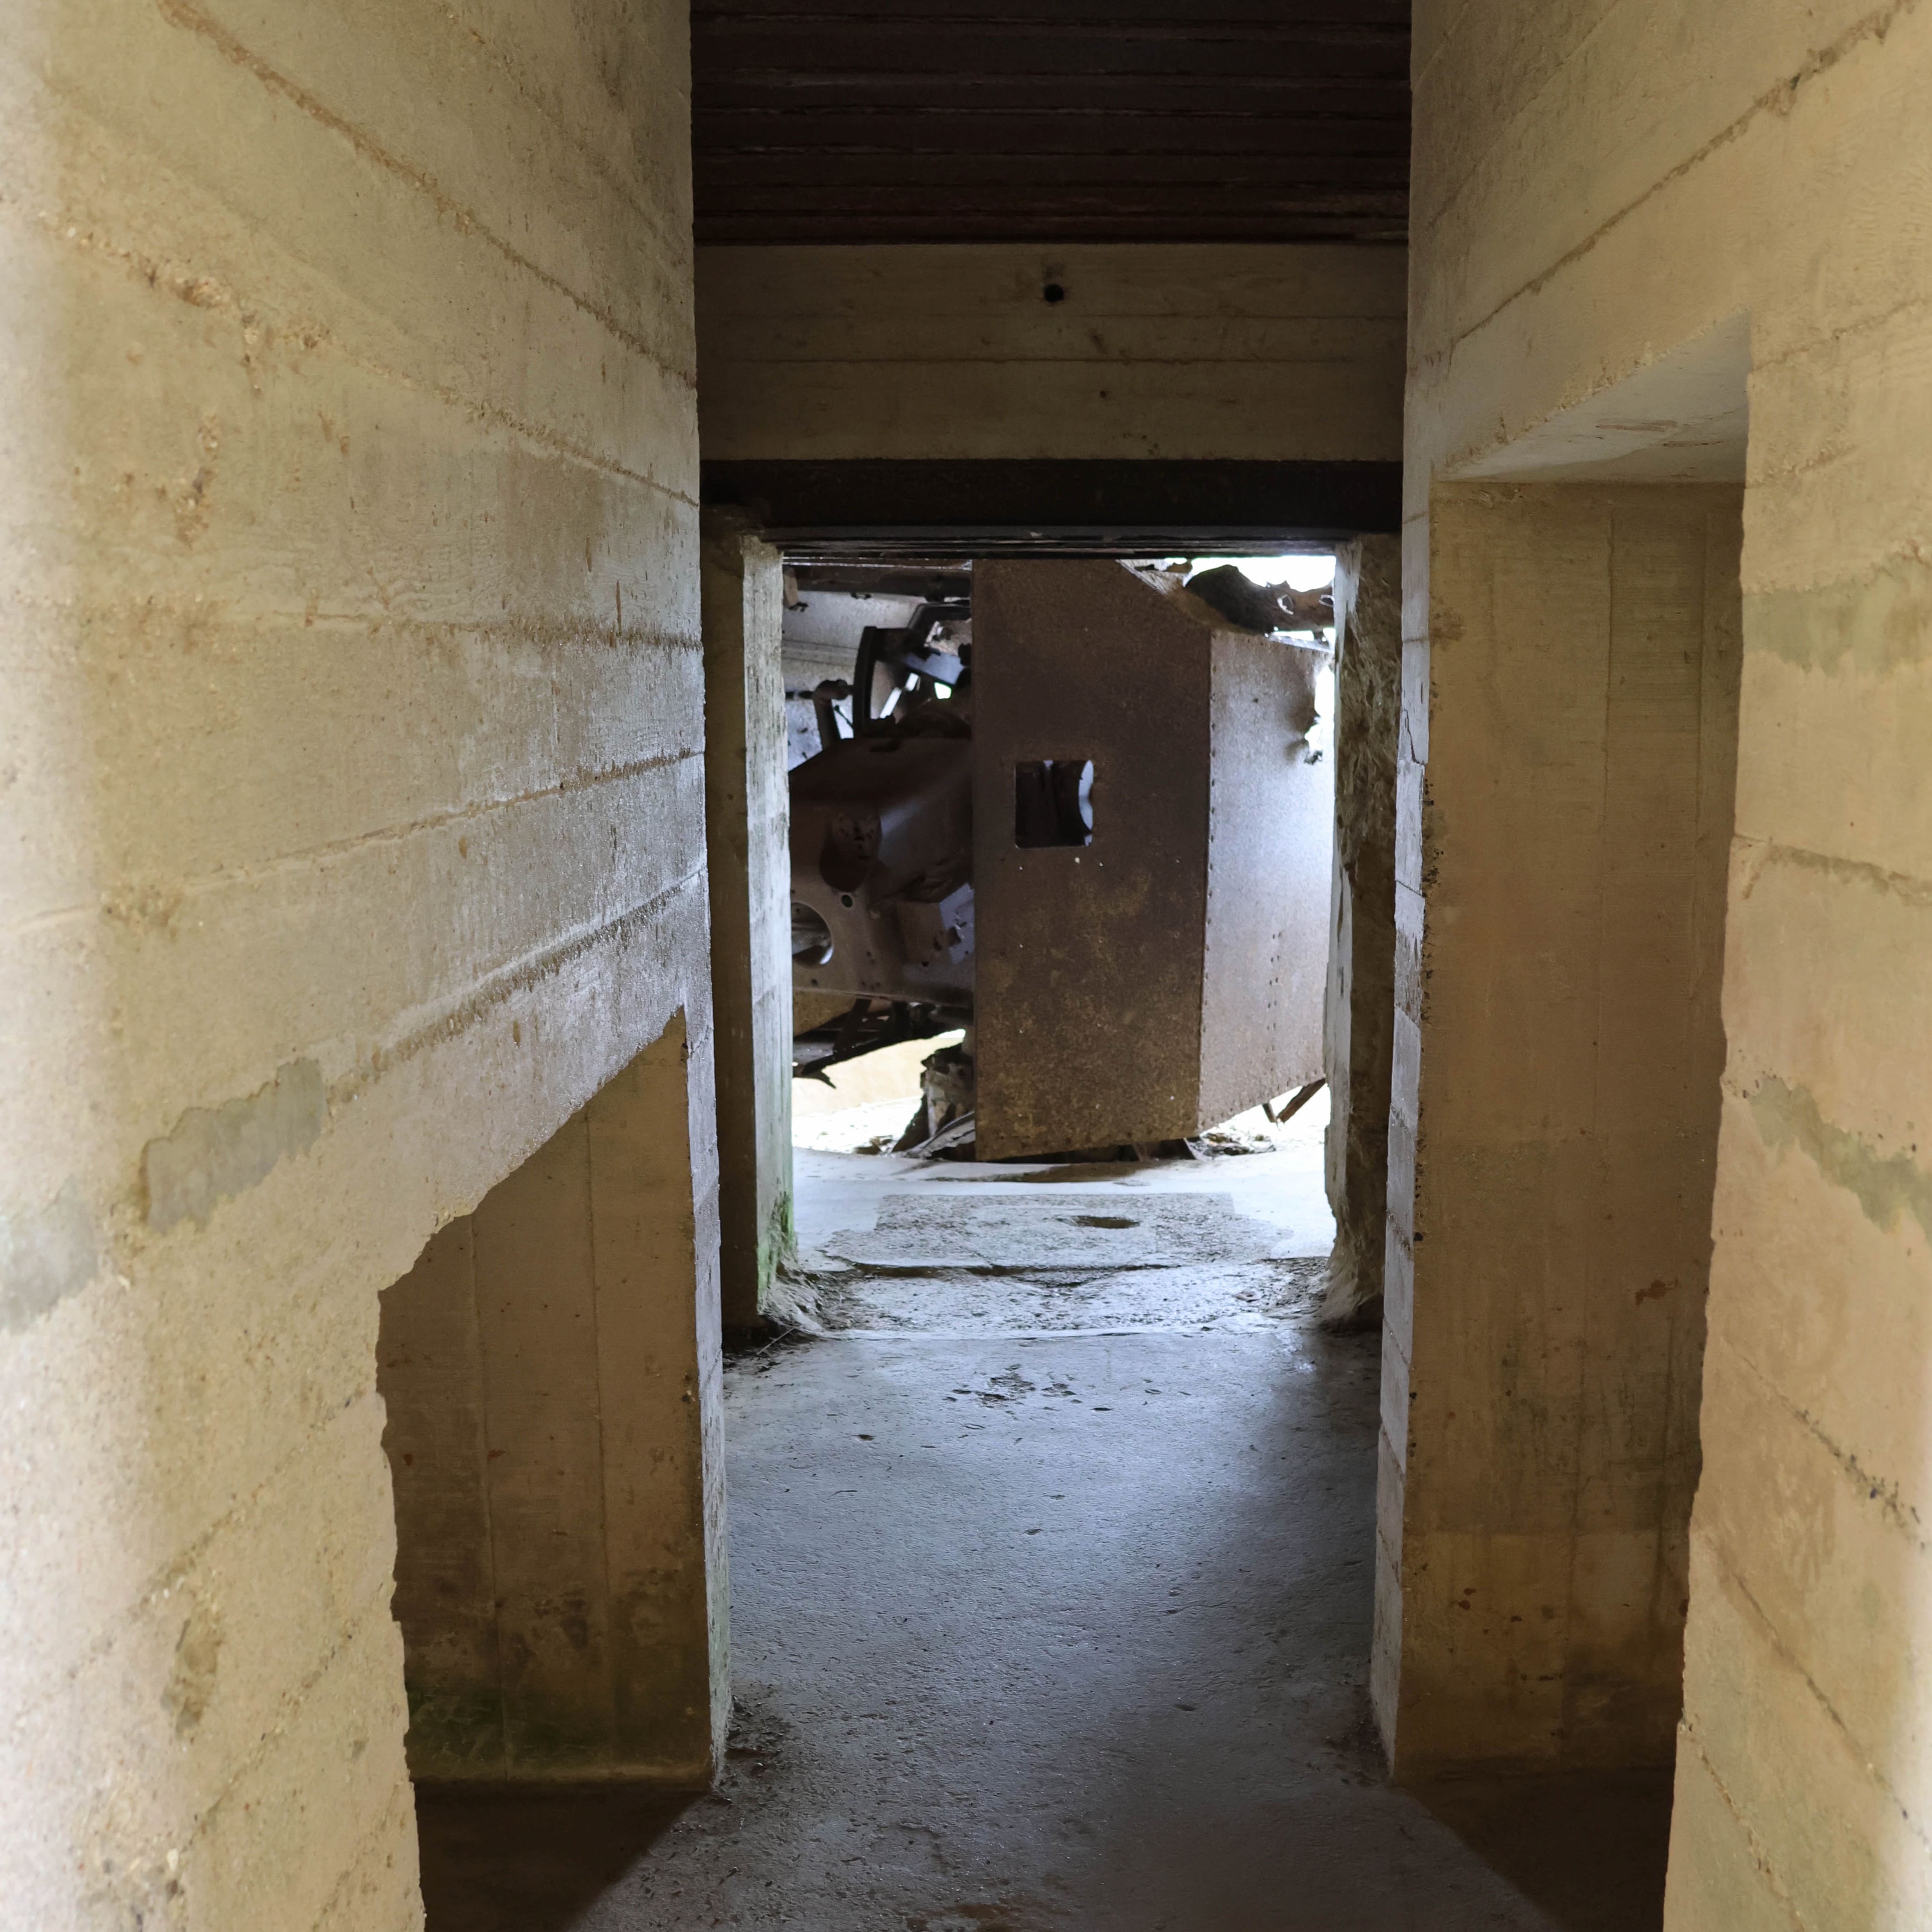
xmin=696 ymin=1 xmax=1407 ymax=18
xmin=703 ymin=175 xmax=1414 ymax=210
xmin=695 ymin=123 xmax=1406 ymax=157
xmin=695 ymin=224 xmax=1406 ymax=245
xmin=703 ymin=97 xmax=1402 ymax=132
xmin=704 ymin=78 xmax=1410 ymax=114
xmin=701 ymin=169 xmax=1409 ymax=201
xmin=690 ymin=2 xmax=1412 ymax=246
xmin=695 ymin=35 xmax=1405 ymax=83
xmin=700 ymin=215 xmax=1408 ymax=245
xmin=703 ymin=458 xmax=1404 ymax=550
xmin=700 ymin=181 xmax=1408 ymax=206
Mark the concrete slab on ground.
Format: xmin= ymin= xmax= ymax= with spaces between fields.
xmin=792 ymin=1120 xmax=1334 ymax=1266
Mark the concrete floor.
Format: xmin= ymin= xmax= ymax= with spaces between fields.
xmin=418 ymin=1141 xmax=1670 ymax=1931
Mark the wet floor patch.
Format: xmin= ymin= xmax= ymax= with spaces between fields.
xmin=785 ymin=1186 xmax=1324 ymax=1336
xmin=818 ymin=1190 xmax=1285 ymax=1272
xmin=788 ymin=1256 xmax=1326 ymax=1337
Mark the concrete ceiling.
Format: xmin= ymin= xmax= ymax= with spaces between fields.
xmin=690 ymin=1 xmax=1412 ymax=246
xmin=1449 ymin=317 xmax=1751 ymax=485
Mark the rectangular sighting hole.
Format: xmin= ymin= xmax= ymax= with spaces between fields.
xmin=1015 ymin=758 xmax=1094 ymax=848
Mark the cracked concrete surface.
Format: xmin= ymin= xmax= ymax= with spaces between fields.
xmin=417 ymin=1152 xmax=1670 ymax=1930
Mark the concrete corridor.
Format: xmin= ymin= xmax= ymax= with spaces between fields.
xmin=417 ymin=1141 xmax=1670 ymax=1932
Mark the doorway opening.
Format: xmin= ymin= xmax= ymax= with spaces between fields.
xmin=570 ymin=541 xmax=1535 ymax=1928
xmin=785 ymin=550 xmax=1339 ymax=1173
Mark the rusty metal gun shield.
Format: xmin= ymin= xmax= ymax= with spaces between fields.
xmin=972 ymin=559 xmax=1332 ymax=1160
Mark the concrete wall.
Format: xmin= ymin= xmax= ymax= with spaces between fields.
xmin=703 ymin=518 xmax=793 ymax=1329
xmin=1377 ymin=483 xmax=1741 ymax=1775
xmin=1321 ymin=535 xmax=1402 ymax=1332
xmin=696 ymin=244 xmax=1405 ymax=461
xmin=381 ymin=1016 xmax=729 ymax=1784
xmin=1402 ymin=2 xmax=1932 ymax=1911
xmin=0 ymin=0 xmax=703 ymax=1922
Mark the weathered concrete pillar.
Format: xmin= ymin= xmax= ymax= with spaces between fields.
xmin=0 ymin=0 xmax=705 ymax=1914
xmin=1321 ymin=535 xmax=1402 ymax=1330
xmin=380 ymin=1014 xmax=729 ymax=1783
xmin=1374 ymin=483 xmax=1742 ymax=1775
xmin=702 ymin=515 xmax=793 ymax=1329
